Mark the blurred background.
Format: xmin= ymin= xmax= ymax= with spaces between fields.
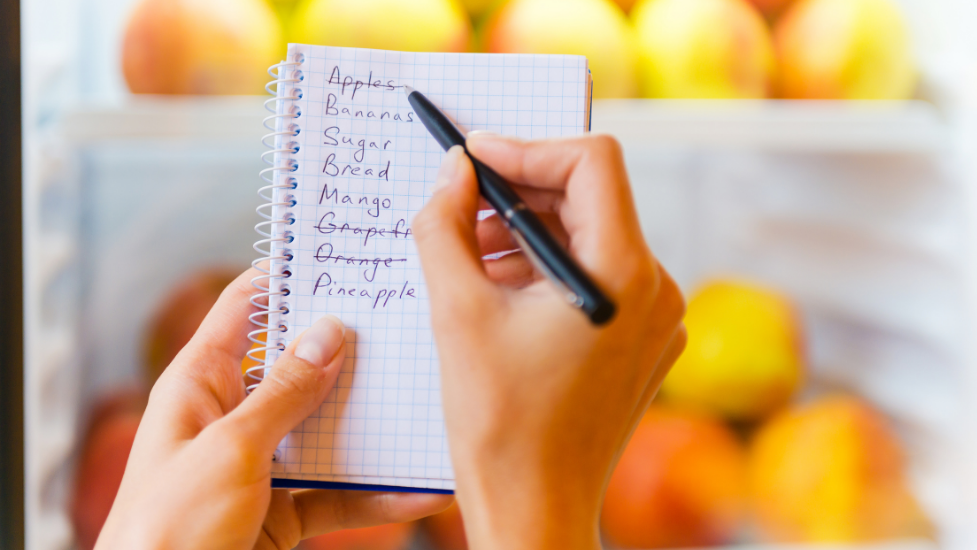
xmin=19 ymin=0 xmax=977 ymax=548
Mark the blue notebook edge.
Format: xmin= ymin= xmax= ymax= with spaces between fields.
xmin=271 ymin=478 xmax=455 ymax=494
xmin=588 ymin=69 xmax=594 ymax=132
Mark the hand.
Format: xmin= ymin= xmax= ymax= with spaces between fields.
xmin=95 ymin=270 xmax=451 ymax=550
xmin=412 ymin=134 xmax=687 ymax=550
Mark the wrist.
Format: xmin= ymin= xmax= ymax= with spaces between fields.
xmin=454 ymin=462 xmax=604 ymax=550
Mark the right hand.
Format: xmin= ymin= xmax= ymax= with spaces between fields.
xmin=412 ymin=134 xmax=687 ymax=550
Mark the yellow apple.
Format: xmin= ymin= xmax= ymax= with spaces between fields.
xmin=774 ymin=0 xmax=917 ymax=99
xmin=266 ymin=0 xmax=299 ymax=16
xmin=122 ymin=0 xmax=282 ymax=94
xmin=632 ymin=0 xmax=775 ymax=98
xmin=484 ymin=0 xmax=638 ymax=98
xmin=750 ymin=395 xmax=933 ymax=542
xmin=267 ymin=0 xmax=300 ymax=30
xmin=289 ymin=0 xmax=471 ymax=53
xmin=459 ymin=0 xmax=509 ymax=20
xmin=660 ymin=281 xmax=804 ymax=422
xmin=610 ymin=0 xmax=640 ymax=13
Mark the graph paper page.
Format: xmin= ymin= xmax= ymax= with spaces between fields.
xmin=264 ymin=44 xmax=590 ymax=491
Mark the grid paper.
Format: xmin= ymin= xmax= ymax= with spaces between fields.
xmin=263 ymin=44 xmax=590 ymax=491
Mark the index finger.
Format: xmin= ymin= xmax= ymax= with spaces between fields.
xmin=466 ymin=134 xmax=652 ymax=290
xmin=467 ymin=133 xmax=626 ymax=191
xmin=145 ymin=267 xmax=260 ymax=440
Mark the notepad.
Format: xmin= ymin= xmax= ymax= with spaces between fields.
xmin=250 ymin=44 xmax=592 ymax=493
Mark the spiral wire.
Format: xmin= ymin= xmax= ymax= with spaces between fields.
xmin=247 ymin=55 xmax=305 ymax=392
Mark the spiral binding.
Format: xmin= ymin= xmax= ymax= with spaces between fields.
xmin=247 ymin=52 xmax=306 ymax=392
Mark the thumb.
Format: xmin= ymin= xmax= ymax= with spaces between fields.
xmin=413 ymin=145 xmax=494 ymax=309
xmin=221 ymin=315 xmax=346 ymax=455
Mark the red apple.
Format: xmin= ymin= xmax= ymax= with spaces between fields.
xmin=143 ymin=268 xmax=240 ymax=384
xmin=70 ymin=389 xmax=147 ymax=550
xmin=602 ymin=406 xmax=748 ymax=548
xmin=423 ymin=501 xmax=467 ymax=550
xmin=122 ymin=0 xmax=282 ymax=94
xmin=300 ymin=522 xmax=417 ymax=550
xmin=745 ymin=0 xmax=796 ymax=19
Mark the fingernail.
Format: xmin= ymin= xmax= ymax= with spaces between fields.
xmin=467 ymin=130 xmax=499 ymax=137
xmin=294 ymin=315 xmax=346 ymax=366
xmin=433 ymin=145 xmax=464 ymax=193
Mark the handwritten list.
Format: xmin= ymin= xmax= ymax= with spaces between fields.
xmin=265 ymin=44 xmax=590 ymax=491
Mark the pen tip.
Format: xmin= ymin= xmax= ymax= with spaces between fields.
xmin=403 ymin=85 xmax=415 ymax=97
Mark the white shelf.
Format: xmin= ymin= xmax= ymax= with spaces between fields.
xmin=592 ymin=100 xmax=948 ymax=153
xmin=62 ymin=97 xmax=949 ymax=155
xmin=63 ymin=95 xmax=268 ymax=142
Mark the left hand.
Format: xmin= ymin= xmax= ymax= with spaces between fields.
xmin=95 ymin=268 xmax=452 ymax=550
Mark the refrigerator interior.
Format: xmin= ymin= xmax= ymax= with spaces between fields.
xmin=20 ymin=0 xmax=977 ymax=548
xmin=28 ymin=98 xmax=972 ymax=550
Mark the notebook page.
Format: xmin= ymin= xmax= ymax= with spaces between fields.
xmin=264 ymin=44 xmax=589 ymax=491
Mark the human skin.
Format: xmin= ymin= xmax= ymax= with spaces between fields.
xmin=413 ymin=134 xmax=686 ymax=550
xmin=95 ymin=133 xmax=685 ymax=550
xmin=95 ymin=289 xmax=453 ymax=550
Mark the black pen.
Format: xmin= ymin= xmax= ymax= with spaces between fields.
xmin=404 ymin=85 xmax=616 ymax=326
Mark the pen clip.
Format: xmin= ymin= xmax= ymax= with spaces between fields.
xmin=509 ymin=227 xmax=584 ymax=309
